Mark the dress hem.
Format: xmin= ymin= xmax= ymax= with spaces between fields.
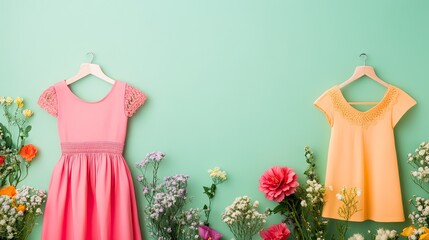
xmin=322 ymin=214 xmax=405 ymax=223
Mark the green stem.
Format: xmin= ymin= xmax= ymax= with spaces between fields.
xmin=16 ymin=164 xmax=29 ymax=186
xmin=205 ymin=197 xmax=213 ymax=224
xmin=412 ymin=179 xmax=429 ymax=194
xmin=4 ymin=105 xmax=11 ymax=130
xmin=284 ymin=200 xmax=306 ymax=239
xmin=340 ymin=221 xmax=348 ymax=240
xmin=16 ymin=128 xmax=21 ymax=151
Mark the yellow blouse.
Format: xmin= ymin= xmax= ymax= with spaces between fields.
xmin=315 ymin=84 xmax=416 ymax=222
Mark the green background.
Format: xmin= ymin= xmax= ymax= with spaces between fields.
xmin=1 ymin=1 xmax=428 ymax=239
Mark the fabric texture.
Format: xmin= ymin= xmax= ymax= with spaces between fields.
xmin=38 ymin=86 xmax=58 ymax=117
xmin=38 ymin=80 xmax=146 ymax=239
xmin=314 ymin=84 xmax=416 ymax=222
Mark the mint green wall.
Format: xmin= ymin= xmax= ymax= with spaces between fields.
xmin=1 ymin=1 xmax=428 ymax=239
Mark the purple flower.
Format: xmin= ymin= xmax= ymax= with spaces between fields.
xmin=136 ymin=159 xmax=149 ymax=167
xmin=137 ymin=151 xmax=165 ymax=167
xmin=147 ymin=151 xmax=165 ymax=162
xmin=198 ymin=225 xmax=222 ymax=240
xmin=137 ymin=176 xmax=144 ymax=182
xmin=178 ymin=189 xmax=185 ymax=196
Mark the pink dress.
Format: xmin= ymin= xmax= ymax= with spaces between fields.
xmin=38 ymin=80 xmax=146 ymax=240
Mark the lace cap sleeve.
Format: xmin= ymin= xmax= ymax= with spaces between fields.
xmin=38 ymin=86 xmax=58 ymax=117
xmin=391 ymin=88 xmax=416 ymax=127
xmin=125 ymin=84 xmax=147 ymax=117
xmin=314 ymin=88 xmax=334 ymax=127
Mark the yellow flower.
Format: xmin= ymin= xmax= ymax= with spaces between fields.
xmin=15 ymin=97 xmax=24 ymax=108
xmin=208 ymin=167 xmax=227 ymax=183
xmin=5 ymin=97 xmax=13 ymax=105
xmin=22 ymin=109 xmax=33 ymax=118
xmin=16 ymin=204 xmax=26 ymax=212
xmin=420 ymin=227 xmax=429 ymax=240
xmin=0 ymin=96 xmax=5 ymax=104
xmin=400 ymin=225 xmax=416 ymax=237
xmin=421 ymin=234 xmax=429 ymax=240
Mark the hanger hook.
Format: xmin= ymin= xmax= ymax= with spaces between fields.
xmin=359 ymin=53 xmax=368 ymax=66
xmin=86 ymin=52 xmax=95 ymax=64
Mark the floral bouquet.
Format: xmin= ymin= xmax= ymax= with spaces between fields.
xmin=0 ymin=186 xmax=47 ymax=239
xmin=401 ymin=142 xmax=429 ymax=240
xmin=136 ymin=152 xmax=201 ymax=240
xmin=0 ymin=96 xmax=46 ymax=240
xmin=0 ymin=96 xmax=37 ymax=187
xmin=258 ymin=146 xmax=328 ymax=240
xmin=221 ymin=196 xmax=267 ymax=240
xmin=407 ymin=196 xmax=429 ymax=229
xmin=408 ymin=142 xmax=429 ymax=194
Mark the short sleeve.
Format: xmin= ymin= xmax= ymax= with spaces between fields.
xmin=125 ymin=84 xmax=147 ymax=117
xmin=391 ymin=88 xmax=416 ymax=127
xmin=38 ymin=86 xmax=58 ymax=117
xmin=314 ymin=89 xmax=334 ymax=127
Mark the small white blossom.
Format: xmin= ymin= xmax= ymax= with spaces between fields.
xmin=5 ymin=97 xmax=13 ymax=104
xmin=221 ymin=196 xmax=266 ymax=238
xmin=373 ymin=228 xmax=398 ymax=240
xmin=348 ymin=233 xmax=364 ymax=240
xmin=356 ymin=188 xmax=362 ymax=197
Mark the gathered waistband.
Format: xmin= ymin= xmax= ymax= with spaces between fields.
xmin=61 ymin=142 xmax=124 ymax=154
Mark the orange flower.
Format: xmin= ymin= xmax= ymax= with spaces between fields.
xmin=401 ymin=226 xmax=416 ymax=237
xmin=16 ymin=204 xmax=26 ymax=212
xmin=420 ymin=227 xmax=429 ymax=240
xmin=19 ymin=144 xmax=38 ymax=161
xmin=0 ymin=186 xmax=17 ymax=197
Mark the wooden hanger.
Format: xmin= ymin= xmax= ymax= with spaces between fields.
xmin=65 ymin=52 xmax=115 ymax=85
xmin=339 ymin=53 xmax=389 ymax=105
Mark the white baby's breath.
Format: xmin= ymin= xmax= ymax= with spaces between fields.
xmin=348 ymin=233 xmax=364 ymax=240
xmin=221 ymin=196 xmax=266 ymax=239
xmin=0 ymin=186 xmax=46 ymax=239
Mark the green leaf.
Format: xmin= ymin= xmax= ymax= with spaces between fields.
xmin=203 ymin=186 xmax=215 ymax=198
xmin=272 ymin=205 xmax=284 ymax=214
xmin=203 ymin=204 xmax=208 ymax=210
xmin=211 ymin=184 xmax=217 ymax=192
xmin=0 ymin=123 xmax=13 ymax=149
xmin=21 ymin=125 xmax=32 ymax=138
xmin=21 ymin=130 xmax=28 ymax=138
xmin=25 ymin=125 xmax=32 ymax=134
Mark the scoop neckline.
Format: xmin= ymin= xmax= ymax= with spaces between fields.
xmin=63 ymin=80 xmax=119 ymax=104
xmin=334 ymin=84 xmax=394 ymax=114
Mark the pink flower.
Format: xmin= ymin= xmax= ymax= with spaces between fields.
xmin=258 ymin=166 xmax=299 ymax=202
xmin=260 ymin=223 xmax=291 ymax=240
xmin=198 ymin=225 xmax=222 ymax=240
